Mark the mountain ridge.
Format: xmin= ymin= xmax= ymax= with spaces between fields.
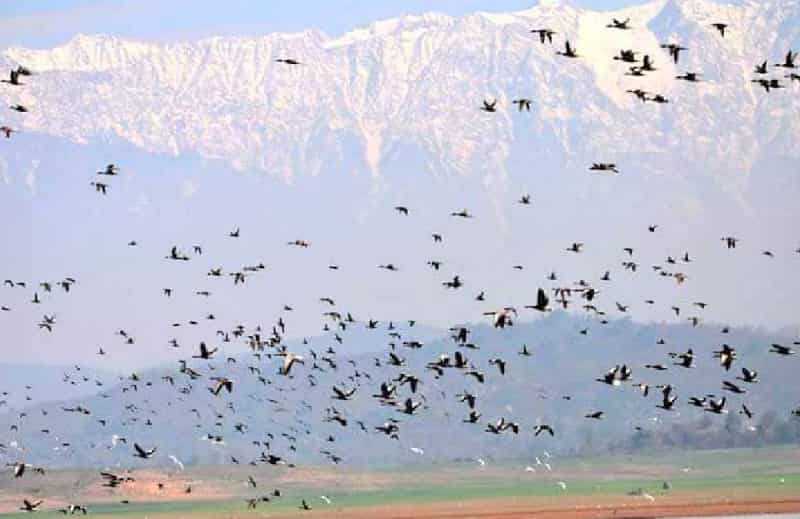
xmin=2 ymin=0 xmax=798 ymax=191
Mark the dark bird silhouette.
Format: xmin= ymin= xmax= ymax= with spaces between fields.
xmin=711 ymin=23 xmax=728 ymax=37
xmin=710 ymin=343 xmax=735 ymax=371
xmin=133 ymin=443 xmax=157 ymax=459
xmin=530 ymin=29 xmax=556 ymax=44
xmin=737 ymin=367 xmax=759 ymax=384
xmin=590 ymin=163 xmax=619 ymax=174
xmin=661 ymin=43 xmax=687 ymax=64
xmin=2 ymin=69 xmax=22 ymax=86
xmin=776 ymin=50 xmax=797 ymax=69
xmin=557 ymin=40 xmax=579 ymax=58
xmin=607 ymin=18 xmax=631 ymax=30
xmin=676 ymin=72 xmax=701 ymax=82
xmin=525 ymin=288 xmax=550 ymax=312
xmin=512 ymin=98 xmax=532 ymax=111
xmin=20 ymin=499 xmax=43 ymax=512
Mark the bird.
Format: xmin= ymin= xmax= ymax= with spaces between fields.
xmin=209 ymin=377 xmax=233 ymax=396
xmin=713 ymin=344 xmax=737 ymax=371
xmin=97 ymin=164 xmax=119 ymax=176
xmin=480 ymin=99 xmax=497 ymax=112
xmin=13 ymin=462 xmax=27 ymax=478
xmin=483 ymin=308 xmax=515 ymax=329
xmin=722 ymin=380 xmax=746 ymax=394
xmin=706 ymin=397 xmax=728 ymax=414
xmin=280 ymin=353 xmax=305 ymax=375
xmin=676 ymin=72 xmax=701 ymax=82
xmin=770 ymin=344 xmax=794 ymax=356
xmin=711 ymin=23 xmax=728 ymax=37
xmin=737 ymin=367 xmax=759 ymax=384
xmin=607 ymin=18 xmax=631 ymax=30
xmin=658 ymin=387 xmax=678 ymax=411
xmin=442 ymin=275 xmax=462 ymax=289
xmin=671 ymin=349 xmax=695 ymax=369
xmin=530 ymin=29 xmax=556 ymax=44
xmin=133 ymin=443 xmax=157 ymax=459
xmin=193 ymin=342 xmax=218 ymax=360
xmin=489 ymin=358 xmax=507 ymax=375
xmin=331 ymin=385 xmax=357 ymax=401
xmin=90 ymin=182 xmax=108 ymax=195
xmin=512 ymin=99 xmax=532 ymax=112
xmin=661 ymin=43 xmax=687 ymax=64
xmin=776 ymin=50 xmax=797 ymax=69
xmin=590 ymin=163 xmax=619 ymax=174
xmin=752 ymin=78 xmax=784 ymax=93
xmin=525 ymin=288 xmax=550 ymax=312
xmin=20 ymin=499 xmax=43 ymax=512
xmin=168 ymin=455 xmax=185 ymax=471
xmin=534 ymin=424 xmax=555 ymax=436
xmin=276 ymin=58 xmax=301 ymax=65
xmin=557 ymin=40 xmax=579 ymax=58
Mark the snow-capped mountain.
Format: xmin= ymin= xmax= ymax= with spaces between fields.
xmin=2 ymin=0 xmax=798 ymax=191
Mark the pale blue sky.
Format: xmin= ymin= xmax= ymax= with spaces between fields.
xmin=1 ymin=0 xmax=645 ymax=50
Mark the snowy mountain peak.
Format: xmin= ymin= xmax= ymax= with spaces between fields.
xmin=1 ymin=0 xmax=798 ymax=185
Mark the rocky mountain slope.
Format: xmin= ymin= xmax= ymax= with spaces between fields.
xmin=2 ymin=0 xmax=798 ymax=193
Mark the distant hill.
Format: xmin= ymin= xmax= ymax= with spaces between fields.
xmin=0 ymin=363 xmax=119 ymax=412
xmin=1 ymin=313 xmax=797 ymax=469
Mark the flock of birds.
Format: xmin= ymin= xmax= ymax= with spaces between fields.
xmin=1 ymin=10 xmax=799 ymax=515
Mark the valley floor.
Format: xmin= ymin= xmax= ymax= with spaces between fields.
xmin=1 ymin=447 xmax=799 ymax=518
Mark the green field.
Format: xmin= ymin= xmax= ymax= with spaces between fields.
xmin=1 ymin=447 xmax=799 ymax=517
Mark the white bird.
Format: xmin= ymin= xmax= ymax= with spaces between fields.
xmin=544 ymin=463 xmax=552 ymax=471
xmin=642 ymin=493 xmax=655 ymax=502
xmin=524 ymin=466 xmax=536 ymax=473
xmin=280 ymin=352 xmax=305 ymax=375
xmin=476 ymin=458 xmax=486 ymax=468
xmin=168 ymin=455 xmax=185 ymax=471
xmin=319 ymin=496 xmax=332 ymax=504
xmin=543 ymin=450 xmax=551 ymax=459
xmin=410 ymin=447 xmax=424 ymax=455
xmin=557 ymin=481 xmax=567 ymax=490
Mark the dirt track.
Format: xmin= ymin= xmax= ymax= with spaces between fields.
xmin=267 ymin=496 xmax=800 ymax=519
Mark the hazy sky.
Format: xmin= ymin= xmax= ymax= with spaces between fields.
xmin=0 ymin=0 xmax=646 ymax=50
xmin=2 ymin=0 xmax=797 ymax=373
